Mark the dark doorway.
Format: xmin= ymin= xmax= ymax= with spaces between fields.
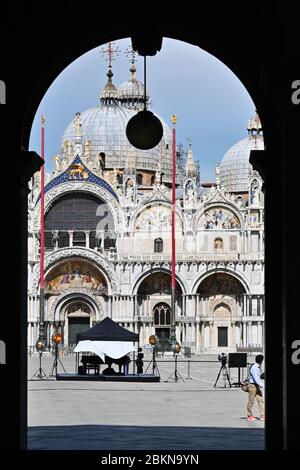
xmin=68 ymin=317 xmax=90 ymax=346
xmin=218 ymin=327 xmax=228 ymax=347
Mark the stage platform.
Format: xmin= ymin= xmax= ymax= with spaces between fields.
xmin=56 ymin=373 xmax=160 ymax=382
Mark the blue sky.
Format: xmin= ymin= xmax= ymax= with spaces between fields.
xmin=29 ymin=38 xmax=254 ymax=182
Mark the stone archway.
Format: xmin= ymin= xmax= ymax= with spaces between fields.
xmin=135 ymin=271 xmax=183 ymax=347
xmin=62 ymin=299 xmax=93 ymax=347
xmin=51 ymin=290 xmax=105 ymax=346
xmin=197 ymin=273 xmax=246 ymax=353
xmin=10 ymin=9 xmax=293 ymax=450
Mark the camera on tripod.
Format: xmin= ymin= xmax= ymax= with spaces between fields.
xmin=218 ymin=353 xmax=227 ymax=367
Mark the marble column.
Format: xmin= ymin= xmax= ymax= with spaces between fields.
xmin=242 ymin=321 xmax=247 ymax=347
xmin=209 ymin=321 xmax=213 ymax=348
xmin=247 ymin=321 xmax=252 ymax=347
xmin=68 ymin=230 xmax=74 ymax=247
xmin=257 ymin=321 xmax=262 ymax=346
xmin=196 ymin=321 xmax=200 ymax=352
xmin=85 ymin=231 xmax=90 ymax=248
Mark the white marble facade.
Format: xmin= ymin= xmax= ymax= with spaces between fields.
xmin=27 ymin=65 xmax=264 ymax=354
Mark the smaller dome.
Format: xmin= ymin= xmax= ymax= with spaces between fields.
xmin=118 ymin=63 xmax=149 ymax=110
xmin=100 ymin=67 xmax=118 ymax=104
xmin=220 ymin=112 xmax=264 ymax=192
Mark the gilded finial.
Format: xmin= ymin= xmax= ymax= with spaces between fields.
xmin=125 ymin=45 xmax=136 ymax=65
xmin=171 ymin=114 xmax=177 ymax=125
xmin=100 ymin=42 xmax=121 ymax=69
xmin=41 ymin=114 xmax=45 ymax=126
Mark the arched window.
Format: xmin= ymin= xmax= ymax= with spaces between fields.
xmin=154 ymin=238 xmax=163 ymax=253
xmin=44 ymin=192 xmax=114 ymax=249
xmin=137 ymin=173 xmax=143 ymax=185
xmin=153 ymin=303 xmax=171 ymax=326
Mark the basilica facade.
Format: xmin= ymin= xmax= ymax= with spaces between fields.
xmin=27 ymin=58 xmax=264 ymax=354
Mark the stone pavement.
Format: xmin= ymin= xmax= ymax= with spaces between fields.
xmin=28 ymin=355 xmax=264 ymax=450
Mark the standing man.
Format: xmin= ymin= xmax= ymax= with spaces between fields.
xmin=247 ymin=354 xmax=265 ymax=421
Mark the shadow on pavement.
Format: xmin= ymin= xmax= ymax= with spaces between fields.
xmin=28 ymin=424 xmax=264 ymax=450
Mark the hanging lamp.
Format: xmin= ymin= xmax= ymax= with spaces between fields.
xmin=126 ymin=56 xmax=163 ymax=150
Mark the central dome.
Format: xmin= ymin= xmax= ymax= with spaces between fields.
xmin=60 ymin=65 xmax=173 ymax=181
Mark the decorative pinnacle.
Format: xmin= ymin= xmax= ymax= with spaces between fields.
xmin=187 ymin=137 xmax=192 ymax=147
xmin=74 ymin=112 xmax=81 ymax=137
xmin=99 ymin=42 xmax=121 ymax=69
xmin=41 ymin=114 xmax=45 ymax=126
xmin=171 ymin=114 xmax=177 ymax=125
xmin=125 ymin=45 xmax=136 ymax=65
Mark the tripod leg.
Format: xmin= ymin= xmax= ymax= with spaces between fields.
xmin=144 ymin=358 xmax=152 ymax=374
xmin=57 ymin=356 xmax=66 ymax=373
xmin=221 ymin=366 xmax=231 ymax=387
xmin=214 ymin=366 xmax=222 ymax=388
xmin=226 ymin=368 xmax=232 ymax=388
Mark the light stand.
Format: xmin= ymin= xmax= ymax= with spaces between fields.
xmin=165 ymin=342 xmax=185 ymax=383
xmin=213 ymin=360 xmax=232 ymax=388
xmin=145 ymin=335 xmax=160 ymax=377
xmin=49 ymin=333 xmax=66 ymax=378
xmin=30 ymin=339 xmax=48 ymax=380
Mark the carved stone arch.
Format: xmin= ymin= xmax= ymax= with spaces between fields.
xmin=49 ymin=289 xmax=106 ymax=323
xmin=184 ymin=178 xmax=196 ymax=190
xmin=132 ymin=267 xmax=187 ymax=295
xmin=130 ymin=200 xmax=183 ymax=232
xmin=31 ymin=247 xmax=119 ymax=295
xmin=249 ymin=174 xmax=262 ymax=189
xmin=32 ymin=181 xmax=124 ymax=233
xmin=213 ymin=302 xmax=232 ymax=319
xmin=184 ymin=179 xmax=196 ymax=198
xmin=193 ymin=201 xmax=244 ymax=231
xmin=191 ymin=267 xmax=250 ymax=295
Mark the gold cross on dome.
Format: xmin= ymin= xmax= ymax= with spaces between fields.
xmin=99 ymin=42 xmax=121 ymax=68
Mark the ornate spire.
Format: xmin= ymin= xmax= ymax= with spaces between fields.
xmin=185 ymin=139 xmax=197 ymax=177
xmin=99 ymin=42 xmax=120 ymax=105
xmin=215 ymin=162 xmax=220 ymax=188
xmin=74 ymin=112 xmax=82 ymax=156
xmin=74 ymin=112 xmax=81 ymax=138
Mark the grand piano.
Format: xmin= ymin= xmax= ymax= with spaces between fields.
xmin=80 ymin=354 xmax=129 ymax=375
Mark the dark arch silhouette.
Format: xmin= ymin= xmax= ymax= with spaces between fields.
xmin=197 ymin=273 xmax=246 ymax=296
xmin=3 ymin=5 xmax=295 ymax=451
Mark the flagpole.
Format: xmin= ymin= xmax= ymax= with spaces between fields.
xmin=170 ymin=115 xmax=177 ymax=346
xmin=39 ymin=114 xmax=45 ymax=343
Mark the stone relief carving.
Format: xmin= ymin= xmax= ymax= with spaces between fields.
xmin=47 ymin=288 xmax=105 ymax=322
xmin=134 ymin=206 xmax=182 ymax=231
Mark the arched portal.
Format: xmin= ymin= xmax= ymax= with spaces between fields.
xmin=39 ymin=259 xmax=108 ymax=346
xmin=197 ymin=273 xmax=247 ymax=352
xmin=64 ymin=300 xmax=92 ymax=346
xmin=136 ymin=272 xmax=183 ymax=347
